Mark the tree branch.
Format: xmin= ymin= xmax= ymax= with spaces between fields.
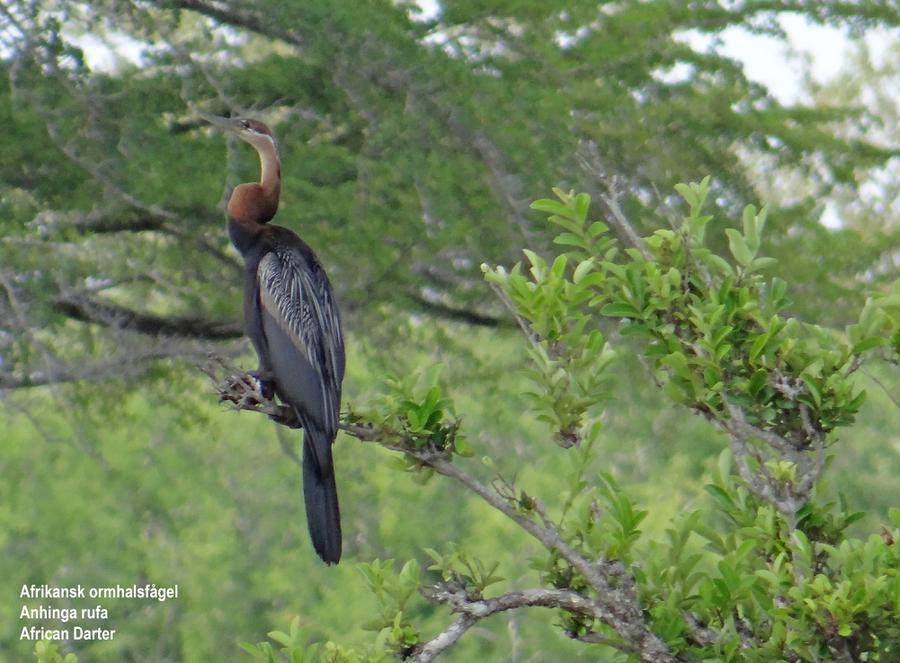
xmin=577 ymin=140 xmax=653 ymax=261
xmin=169 ymin=0 xmax=304 ymax=47
xmin=1 ymin=346 xmax=222 ymax=389
xmin=34 ymin=208 xmax=166 ymax=235
xmin=408 ymin=614 xmax=476 ymax=663
xmin=410 ymin=586 xmax=614 ymax=663
xmin=208 ymin=366 xmax=680 ymax=663
xmin=54 ymin=293 xmax=244 ymax=340
xmin=487 ymin=282 xmax=542 ymax=350
xmin=405 ymin=291 xmax=513 ymax=328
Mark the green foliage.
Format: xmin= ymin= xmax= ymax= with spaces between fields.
xmin=489 ymin=183 xmax=894 ymax=443
xmin=355 ymin=365 xmax=471 ymax=475
xmin=240 ymin=617 xmax=319 ymax=663
xmin=425 ymin=544 xmax=504 ymax=596
xmin=483 ymin=191 xmax=616 ymax=444
xmin=242 ymin=561 xmax=425 ymax=663
xmin=372 ymin=366 xmax=457 ymax=444
xmin=240 ymin=615 xmax=394 ymax=663
xmin=639 ymin=450 xmax=900 ymax=661
xmin=34 ymin=641 xmax=78 ymax=663
xmin=3 ymin=0 xmax=898 ymax=392
xmin=478 ymin=182 xmax=899 ymax=660
xmin=358 ymin=560 xmax=421 ymax=640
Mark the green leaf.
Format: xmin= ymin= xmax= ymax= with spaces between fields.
xmin=574 ymin=192 xmax=591 ymax=222
xmin=576 ymin=272 xmax=606 ymax=288
xmin=588 ymin=221 xmax=610 ymax=237
xmin=553 ymin=232 xmax=586 ymax=248
xmin=572 ymin=258 xmax=595 ymax=283
xmin=852 ymin=336 xmax=886 ymax=353
xmin=742 ymin=204 xmax=758 ymax=249
xmin=756 ymin=205 xmax=768 ymax=235
xmin=725 ymin=228 xmax=754 ymax=266
xmin=746 ymin=256 xmax=777 ymax=273
xmin=717 ymin=449 xmax=732 ymax=481
xmin=268 ymin=630 xmax=291 ymax=647
xmin=799 ymin=374 xmax=822 ymax=408
xmin=704 ymin=484 xmax=735 ymax=512
xmin=454 ymin=436 xmax=474 ymax=457
xmin=522 ymin=248 xmax=543 ymax=270
xmin=674 ymin=182 xmax=695 ymax=207
xmin=600 ymin=302 xmax=641 ymax=318
xmin=888 ymin=507 xmax=900 ymax=528
xmin=748 ymin=369 xmax=769 ymax=396
xmin=661 ymin=351 xmax=690 ymax=379
xmin=530 ymin=198 xmax=570 ymax=216
xmin=791 ymin=530 xmax=813 ymax=569
xmin=771 ymin=277 xmax=787 ymax=305
xmin=618 ymin=321 xmax=653 ymax=337
xmin=706 ymin=253 xmax=735 ymax=276
xmin=551 ymin=254 xmax=568 ymax=278
xmin=749 ymin=333 xmax=771 ymax=361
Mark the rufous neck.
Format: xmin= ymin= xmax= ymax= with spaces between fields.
xmin=258 ymin=142 xmax=281 ymax=198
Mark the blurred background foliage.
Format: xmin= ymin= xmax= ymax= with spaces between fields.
xmin=0 ymin=0 xmax=897 ymax=661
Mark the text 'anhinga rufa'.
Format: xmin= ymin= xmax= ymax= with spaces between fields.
xmin=202 ymin=114 xmax=345 ymax=565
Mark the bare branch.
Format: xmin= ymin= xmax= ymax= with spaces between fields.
xmin=410 ymin=586 xmax=615 ymax=663
xmin=205 ymin=362 xmax=300 ymax=426
xmin=1 ymin=346 xmax=222 ymax=389
xmin=446 ymin=115 xmax=535 ymax=242
xmin=681 ymin=611 xmax=718 ymax=648
xmin=408 ymin=614 xmax=476 ymax=663
xmin=406 ymin=291 xmax=512 ymax=328
xmin=33 ymin=206 xmax=241 ymax=270
xmin=723 ymin=402 xmax=800 ymax=522
xmin=34 ymin=208 xmax=166 ymax=235
xmin=860 ymin=367 xmax=900 ymax=408
xmin=382 ymin=450 xmax=675 ymax=661
xmin=488 ymin=283 xmax=541 ymax=350
xmin=168 ymin=0 xmax=304 ymax=47
xmin=1 ymin=271 xmax=66 ymax=388
xmin=54 ymin=293 xmax=244 ymax=340
xmin=577 ymin=140 xmax=653 ymax=261
xmin=572 ymin=630 xmax=632 ymax=650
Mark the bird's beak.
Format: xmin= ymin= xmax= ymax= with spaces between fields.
xmin=198 ymin=113 xmax=244 ymax=132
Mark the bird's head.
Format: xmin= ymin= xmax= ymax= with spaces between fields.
xmin=200 ymin=114 xmax=278 ymax=157
xmin=201 ymin=114 xmax=281 ymax=223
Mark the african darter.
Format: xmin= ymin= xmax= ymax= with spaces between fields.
xmin=202 ymin=114 xmax=345 ymax=564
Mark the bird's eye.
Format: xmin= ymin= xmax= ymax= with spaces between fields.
xmin=240 ymin=120 xmax=251 ymax=130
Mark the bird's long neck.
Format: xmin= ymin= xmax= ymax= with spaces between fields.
xmin=258 ymin=142 xmax=281 ymax=201
xmin=227 ymin=138 xmax=281 ymax=246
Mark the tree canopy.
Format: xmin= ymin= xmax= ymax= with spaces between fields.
xmin=1 ymin=0 xmax=897 ymax=388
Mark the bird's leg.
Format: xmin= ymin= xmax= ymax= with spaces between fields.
xmin=250 ymin=368 xmax=275 ymax=401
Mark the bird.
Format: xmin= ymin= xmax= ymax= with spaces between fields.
xmin=201 ymin=114 xmax=345 ymax=564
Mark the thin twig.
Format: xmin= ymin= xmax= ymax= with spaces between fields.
xmin=576 ymin=140 xmax=652 ymax=261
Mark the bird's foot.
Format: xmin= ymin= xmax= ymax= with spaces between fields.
xmin=249 ymin=370 xmax=275 ymax=401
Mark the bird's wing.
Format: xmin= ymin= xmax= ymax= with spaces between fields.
xmin=257 ymin=248 xmax=344 ymax=437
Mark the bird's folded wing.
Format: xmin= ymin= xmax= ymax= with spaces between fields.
xmin=257 ymin=250 xmax=344 ymax=436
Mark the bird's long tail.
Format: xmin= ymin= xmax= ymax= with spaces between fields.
xmin=299 ymin=414 xmax=342 ymax=564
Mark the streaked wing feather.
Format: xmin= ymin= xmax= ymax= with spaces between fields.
xmin=258 ymin=249 xmax=344 ymax=435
